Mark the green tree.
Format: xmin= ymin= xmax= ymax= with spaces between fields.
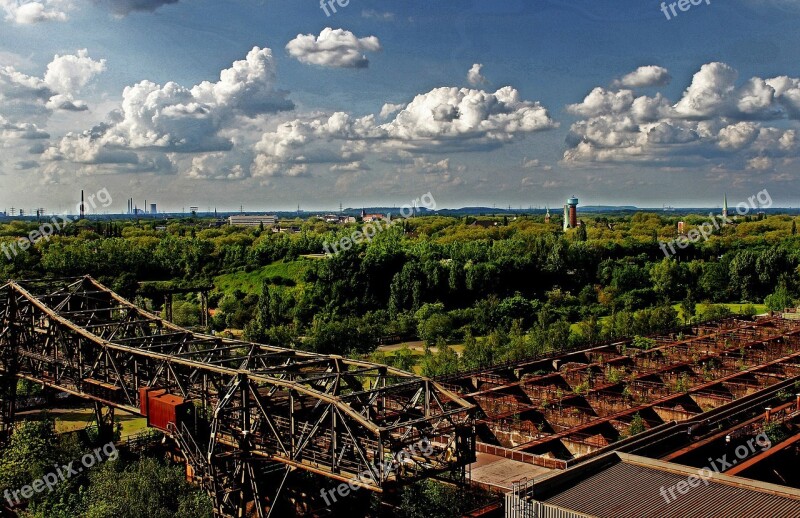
xmin=83 ymin=457 xmax=212 ymax=518
xmin=391 ymin=344 xmax=418 ymax=372
xmin=306 ymin=315 xmax=379 ymax=355
xmin=765 ymin=284 xmax=793 ymax=312
xmin=680 ymin=292 xmax=696 ymax=325
xmin=701 ymin=304 xmax=732 ymax=321
xmin=729 ymin=250 xmax=759 ymax=301
xmin=575 ymin=224 xmax=587 ymax=242
xmin=577 ymin=315 xmax=601 ymax=344
xmin=420 ymin=339 xmax=459 ymax=377
xmin=0 ymin=419 xmax=90 ymax=517
xmin=394 ymin=479 xmax=492 ymax=518
xmin=169 ymin=299 xmax=200 ymax=327
xmin=417 ymin=313 xmax=453 ymax=347
xmin=461 ymin=332 xmax=494 ymax=370
xmin=650 ymin=258 xmax=681 ymax=303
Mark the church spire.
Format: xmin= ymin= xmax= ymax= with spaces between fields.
xmin=723 ymin=193 xmax=728 ymax=219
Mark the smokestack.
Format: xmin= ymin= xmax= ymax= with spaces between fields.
xmin=80 ymin=190 xmax=85 ymax=219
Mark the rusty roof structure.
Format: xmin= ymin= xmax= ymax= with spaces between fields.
xmin=506 ymin=452 xmax=800 ymax=518
xmin=440 ymin=315 xmax=800 ymax=468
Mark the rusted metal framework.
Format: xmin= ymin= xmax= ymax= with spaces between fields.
xmin=0 ymin=276 xmax=475 ymax=517
xmin=441 ymin=315 xmax=800 ymax=465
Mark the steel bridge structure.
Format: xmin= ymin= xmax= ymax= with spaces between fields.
xmin=0 ymin=276 xmax=476 ymax=517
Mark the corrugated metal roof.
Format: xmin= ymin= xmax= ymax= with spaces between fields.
xmin=542 ymin=462 xmax=800 ymax=518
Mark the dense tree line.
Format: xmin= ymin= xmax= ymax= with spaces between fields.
xmin=2 ymin=213 xmax=800 ymax=367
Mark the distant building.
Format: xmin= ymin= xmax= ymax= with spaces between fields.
xmin=150 ymin=203 xmax=157 ymax=215
xmin=322 ymin=214 xmax=357 ymax=224
xmin=545 ymin=207 xmax=551 ymax=224
xmin=677 ymin=221 xmax=686 ymax=234
xmin=470 ymin=220 xmax=499 ymax=229
xmin=272 ymin=225 xmax=301 ymax=234
xmin=229 ymin=215 xmax=276 ymax=227
xmin=722 ymin=193 xmax=728 ymax=220
xmin=363 ymin=214 xmax=385 ymax=223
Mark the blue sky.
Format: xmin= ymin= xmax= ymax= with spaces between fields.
xmin=2 ymin=0 xmax=800 ymax=212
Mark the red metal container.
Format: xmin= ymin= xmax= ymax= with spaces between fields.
xmin=146 ymin=392 xmax=194 ymax=432
xmin=138 ymin=387 xmax=166 ymax=417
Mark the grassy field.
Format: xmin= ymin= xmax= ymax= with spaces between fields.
xmin=566 ymin=302 xmax=768 ymax=334
xmin=20 ymin=407 xmax=149 ymax=438
xmin=377 ymin=341 xmax=465 ymax=356
xmin=377 ymin=341 xmax=466 ymax=376
xmin=214 ymin=260 xmax=310 ymax=295
xmin=673 ymin=302 xmax=768 ymax=322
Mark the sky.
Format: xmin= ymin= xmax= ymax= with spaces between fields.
xmin=2 ymin=0 xmax=800 ymax=213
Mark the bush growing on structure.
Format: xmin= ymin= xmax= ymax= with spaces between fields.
xmin=627 ymin=413 xmax=646 ymax=437
xmin=674 ymin=372 xmax=691 ymax=392
xmin=622 ymin=384 xmax=633 ymax=402
xmin=573 ymin=381 xmax=591 ymax=395
xmin=606 ymin=366 xmax=624 ymax=384
xmin=763 ymin=420 xmax=788 ymax=445
xmin=632 ymin=335 xmax=657 ymax=350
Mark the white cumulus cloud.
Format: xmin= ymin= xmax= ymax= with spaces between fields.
xmin=286 ymin=28 xmax=381 ymax=68
xmin=0 ymin=48 xmax=104 ymax=132
xmin=1 ymin=0 xmax=69 ymax=24
xmin=252 ymin=85 xmax=556 ymax=177
xmin=563 ymin=62 xmax=800 ymax=171
xmin=612 ymin=66 xmax=671 ymax=88
xmin=44 ymin=49 xmax=106 ymax=94
xmin=50 ymin=46 xmax=294 ymax=167
xmin=467 ymin=63 xmax=487 ymax=86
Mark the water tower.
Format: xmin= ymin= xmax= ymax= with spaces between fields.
xmin=567 ymin=196 xmax=578 ymax=228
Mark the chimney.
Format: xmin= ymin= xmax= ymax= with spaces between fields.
xmin=80 ymin=190 xmax=85 ymax=219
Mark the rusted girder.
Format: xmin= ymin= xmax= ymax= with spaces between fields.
xmin=0 ymin=276 xmax=476 ymax=517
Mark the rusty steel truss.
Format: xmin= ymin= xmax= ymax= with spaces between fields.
xmin=440 ymin=315 xmax=800 ymax=465
xmin=0 ymin=276 xmax=475 ymax=517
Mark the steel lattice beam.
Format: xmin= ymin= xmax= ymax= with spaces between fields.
xmin=0 ymin=276 xmax=476 ymax=517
